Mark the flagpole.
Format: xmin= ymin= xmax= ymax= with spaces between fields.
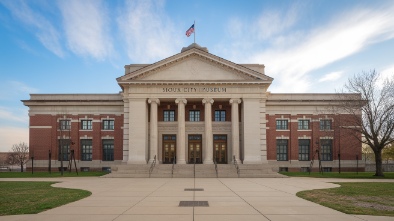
xmin=194 ymin=20 xmax=196 ymax=43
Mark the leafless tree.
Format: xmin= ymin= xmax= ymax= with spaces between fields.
xmin=9 ymin=142 xmax=30 ymax=172
xmin=333 ymin=70 xmax=394 ymax=177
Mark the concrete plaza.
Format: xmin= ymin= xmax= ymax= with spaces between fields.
xmin=1 ymin=177 xmax=393 ymax=221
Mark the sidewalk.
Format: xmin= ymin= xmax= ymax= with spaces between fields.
xmin=1 ymin=177 xmax=393 ymax=221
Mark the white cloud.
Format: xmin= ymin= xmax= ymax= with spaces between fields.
xmin=319 ymin=71 xmax=343 ymax=82
xmin=241 ymin=4 xmax=394 ymax=92
xmin=227 ymin=18 xmax=243 ymax=39
xmin=377 ymin=65 xmax=394 ymax=88
xmin=0 ymin=127 xmax=28 ymax=152
xmin=58 ymin=0 xmax=114 ymax=60
xmin=254 ymin=5 xmax=299 ymax=41
xmin=0 ymin=107 xmax=28 ymax=123
xmin=117 ymin=0 xmax=183 ymax=63
xmin=9 ymin=81 xmax=39 ymax=94
xmin=1 ymin=0 xmax=64 ymax=57
xmin=0 ymin=81 xmax=38 ymax=100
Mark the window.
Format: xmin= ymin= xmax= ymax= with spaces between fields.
xmin=321 ymin=139 xmax=333 ymax=161
xmin=279 ymin=167 xmax=288 ymax=172
xmin=213 ymin=135 xmax=227 ymax=140
xmin=102 ymin=167 xmax=111 ymax=172
xmin=80 ymin=167 xmax=90 ymax=172
xmin=298 ymin=139 xmax=310 ymax=161
xmin=164 ymin=110 xmax=175 ymax=121
xmin=189 ymin=110 xmax=200 ymax=121
xmin=189 ymin=135 xmax=203 ymax=140
xmin=276 ymin=120 xmax=288 ymax=130
xmin=59 ymin=120 xmax=70 ymax=130
xmin=81 ymin=120 xmax=92 ymax=130
xmin=298 ymin=119 xmax=310 ymax=130
xmin=81 ymin=139 xmax=92 ymax=161
xmin=214 ymin=110 xmax=226 ymax=121
xmin=300 ymin=167 xmax=310 ymax=172
xmin=163 ymin=135 xmax=176 ymax=140
xmin=320 ymin=119 xmax=332 ymax=130
xmin=276 ymin=139 xmax=288 ymax=161
xmin=102 ymin=139 xmax=114 ymax=161
xmin=102 ymin=120 xmax=114 ymax=130
xmin=58 ymin=139 xmax=70 ymax=161
xmin=322 ymin=167 xmax=332 ymax=172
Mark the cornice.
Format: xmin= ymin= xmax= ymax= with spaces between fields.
xmin=118 ymin=48 xmax=273 ymax=82
xmin=117 ymin=80 xmax=271 ymax=86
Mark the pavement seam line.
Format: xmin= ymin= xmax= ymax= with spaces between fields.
xmin=217 ymin=178 xmax=272 ymax=221
xmin=245 ymin=178 xmax=299 ymax=195
xmin=111 ymin=178 xmax=172 ymax=221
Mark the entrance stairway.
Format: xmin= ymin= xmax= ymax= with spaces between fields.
xmin=103 ymin=163 xmax=286 ymax=178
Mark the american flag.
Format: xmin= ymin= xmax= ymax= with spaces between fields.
xmin=186 ymin=24 xmax=194 ymax=37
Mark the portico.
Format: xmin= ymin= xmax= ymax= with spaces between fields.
xmin=117 ymin=43 xmax=273 ymax=165
xmin=125 ymin=96 xmax=244 ymax=165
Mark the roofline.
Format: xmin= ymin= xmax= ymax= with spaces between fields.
xmin=117 ymin=47 xmax=273 ymax=82
xmin=117 ymin=81 xmax=272 ymax=85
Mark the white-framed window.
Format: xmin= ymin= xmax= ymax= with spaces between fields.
xmin=102 ymin=120 xmax=114 ymax=130
xmin=276 ymin=119 xmax=288 ymax=130
xmin=298 ymin=139 xmax=310 ymax=161
xmin=81 ymin=139 xmax=92 ymax=161
xmin=164 ymin=110 xmax=175 ymax=121
xmin=276 ymin=139 xmax=288 ymax=161
xmin=59 ymin=120 xmax=71 ymax=130
xmin=321 ymin=139 xmax=333 ymax=161
xmin=298 ymin=119 xmax=310 ymax=130
xmin=189 ymin=110 xmax=200 ymax=121
xmin=81 ymin=120 xmax=92 ymax=130
xmin=320 ymin=119 xmax=332 ymax=130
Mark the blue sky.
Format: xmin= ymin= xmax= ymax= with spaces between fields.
xmin=1 ymin=0 xmax=394 ymax=152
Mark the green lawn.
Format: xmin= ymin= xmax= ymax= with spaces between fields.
xmin=0 ymin=171 xmax=107 ymax=178
xmin=297 ymin=182 xmax=394 ymax=216
xmin=280 ymin=172 xmax=394 ymax=179
xmin=0 ymin=181 xmax=91 ymax=215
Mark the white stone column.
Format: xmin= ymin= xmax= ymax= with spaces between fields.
xmin=148 ymin=98 xmax=160 ymax=164
xmin=175 ymin=98 xmax=187 ymax=164
xmin=230 ymin=99 xmax=242 ymax=163
xmin=202 ymin=98 xmax=214 ymax=164
xmin=128 ymin=98 xmax=148 ymax=164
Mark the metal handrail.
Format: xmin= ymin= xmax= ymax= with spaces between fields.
xmin=149 ymin=155 xmax=156 ymax=178
xmin=213 ymin=157 xmax=218 ymax=178
xmin=233 ymin=155 xmax=240 ymax=178
xmin=171 ymin=155 xmax=175 ymax=178
xmin=194 ymin=157 xmax=196 ymax=178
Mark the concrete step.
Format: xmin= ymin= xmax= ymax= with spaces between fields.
xmin=105 ymin=163 xmax=286 ymax=178
xmin=150 ymin=164 xmax=173 ymax=177
xmin=102 ymin=173 xmax=149 ymax=178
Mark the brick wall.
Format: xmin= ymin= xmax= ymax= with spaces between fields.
xmin=266 ymin=114 xmax=362 ymax=162
xmin=29 ymin=114 xmax=123 ymax=161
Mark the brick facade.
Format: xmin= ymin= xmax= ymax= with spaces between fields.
xmin=28 ymin=114 xmax=123 ymax=171
xmin=266 ymin=114 xmax=362 ymax=172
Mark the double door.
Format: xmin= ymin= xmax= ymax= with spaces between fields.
xmin=162 ymin=134 xmax=227 ymax=164
xmin=163 ymin=135 xmax=176 ymax=164
xmin=188 ymin=135 xmax=202 ymax=164
xmin=214 ymin=135 xmax=227 ymax=164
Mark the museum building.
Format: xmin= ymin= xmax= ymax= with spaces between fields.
xmin=23 ymin=43 xmax=362 ymax=172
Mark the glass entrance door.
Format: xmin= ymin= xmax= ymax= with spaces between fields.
xmin=214 ymin=135 xmax=227 ymax=164
xmin=163 ymin=135 xmax=176 ymax=164
xmin=188 ymin=135 xmax=202 ymax=164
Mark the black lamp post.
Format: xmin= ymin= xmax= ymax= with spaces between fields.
xmin=31 ymin=156 xmax=34 ymax=174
